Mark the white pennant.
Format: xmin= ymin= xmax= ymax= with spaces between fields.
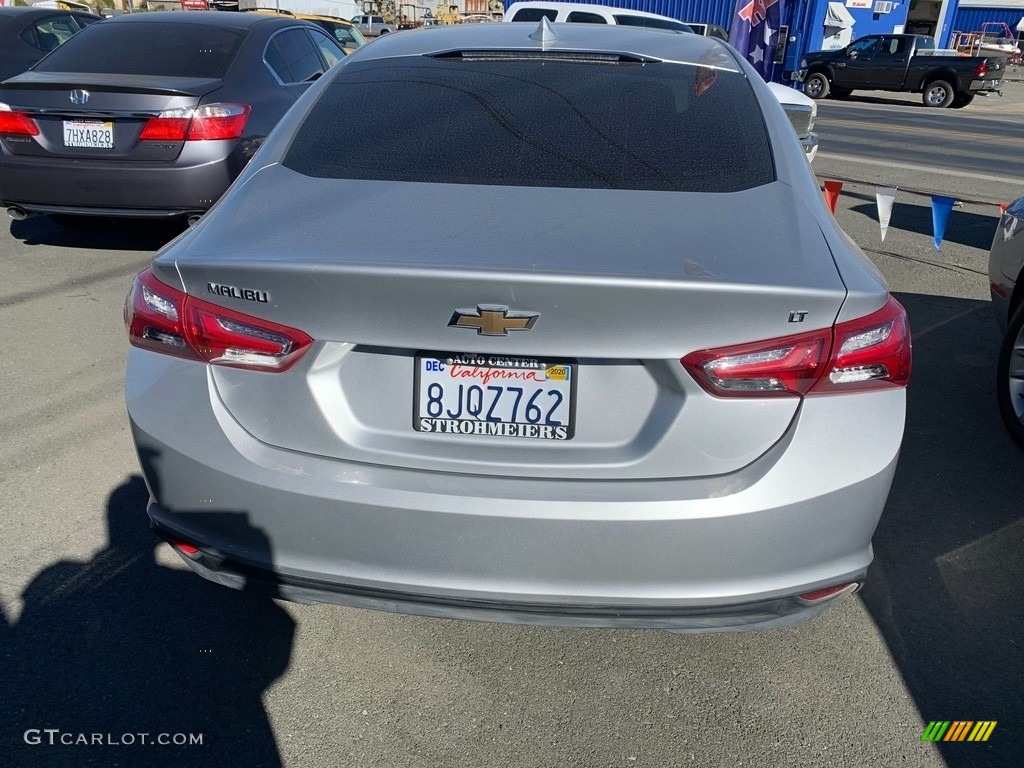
xmin=876 ymin=187 xmax=897 ymax=243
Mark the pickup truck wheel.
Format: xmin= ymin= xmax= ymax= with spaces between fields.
xmin=804 ymin=73 xmax=830 ymax=100
xmin=951 ymin=92 xmax=975 ymax=108
xmin=923 ymin=80 xmax=955 ymax=108
xmin=997 ymin=302 xmax=1024 ymax=449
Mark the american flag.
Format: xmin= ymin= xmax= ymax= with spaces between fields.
xmin=729 ymin=0 xmax=787 ymax=82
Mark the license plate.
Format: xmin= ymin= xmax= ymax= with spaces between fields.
xmin=63 ymin=120 xmax=114 ymax=149
xmin=986 ymin=79 xmax=1001 ymax=88
xmin=414 ymin=353 xmax=576 ymax=440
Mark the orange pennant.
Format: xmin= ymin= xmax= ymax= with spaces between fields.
xmin=824 ymin=181 xmax=843 ymax=214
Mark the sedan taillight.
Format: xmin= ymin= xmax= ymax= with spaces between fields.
xmin=139 ymin=103 xmax=251 ymax=142
xmin=0 ymin=102 xmax=39 ymax=136
xmin=125 ymin=268 xmax=312 ymax=372
xmin=682 ymin=297 xmax=911 ymax=397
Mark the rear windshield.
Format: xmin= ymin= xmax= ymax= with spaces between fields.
xmin=34 ymin=22 xmax=245 ymax=78
xmin=284 ymin=57 xmax=774 ymax=192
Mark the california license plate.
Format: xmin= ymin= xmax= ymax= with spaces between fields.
xmin=63 ymin=120 xmax=114 ymax=149
xmin=414 ymin=353 xmax=576 ymax=440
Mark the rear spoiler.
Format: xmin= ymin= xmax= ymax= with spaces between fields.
xmin=0 ymin=72 xmax=223 ymax=97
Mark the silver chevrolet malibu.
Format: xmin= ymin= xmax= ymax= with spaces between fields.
xmin=124 ymin=21 xmax=912 ymax=633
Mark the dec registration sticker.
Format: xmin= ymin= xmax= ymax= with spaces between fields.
xmin=414 ymin=353 xmax=576 ymax=440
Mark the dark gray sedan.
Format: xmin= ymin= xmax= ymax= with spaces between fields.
xmin=0 ymin=11 xmax=344 ymax=223
xmin=125 ymin=22 xmax=912 ymax=633
xmin=0 ymin=6 xmax=100 ymax=83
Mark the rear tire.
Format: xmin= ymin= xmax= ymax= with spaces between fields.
xmin=951 ymin=92 xmax=975 ymax=108
xmin=804 ymin=72 xmax=830 ymax=100
xmin=922 ymin=80 xmax=955 ymax=108
xmin=997 ymin=302 xmax=1024 ymax=449
xmin=830 ymin=87 xmax=853 ymax=99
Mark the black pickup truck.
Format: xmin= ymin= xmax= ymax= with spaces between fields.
xmin=797 ymin=34 xmax=1005 ymax=108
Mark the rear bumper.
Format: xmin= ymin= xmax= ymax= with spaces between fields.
xmin=0 ymin=141 xmax=241 ymax=218
xmin=967 ymin=77 xmax=1002 ymax=94
xmin=156 ymin=529 xmax=863 ymax=633
xmin=127 ymin=350 xmax=904 ymax=632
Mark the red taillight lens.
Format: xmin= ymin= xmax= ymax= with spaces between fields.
xmin=0 ymin=103 xmax=39 ymax=136
xmin=139 ymin=103 xmax=250 ymax=142
xmin=975 ymin=61 xmax=988 ymax=78
xmin=124 ymin=269 xmax=194 ymax=360
xmin=682 ymin=297 xmax=911 ymax=398
xmin=682 ymin=329 xmax=831 ymax=398
xmin=125 ymin=268 xmax=312 ymax=372
xmin=813 ymin=296 xmax=911 ymax=393
xmin=138 ymin=112 xmax=190 ymax=141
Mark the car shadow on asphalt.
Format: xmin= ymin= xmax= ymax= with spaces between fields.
xmin=829 ymin=92 xmax=1011 ymax=110
xmin=0 ymin=476 xmax=296 ymax=767
xmin=862 ymin=292 xmax=1024 ymax=766
xmin=8 ymin=215 xmax=186 ymax=252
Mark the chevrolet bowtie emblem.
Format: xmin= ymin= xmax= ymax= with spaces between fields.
xmin=449 ymin=305 xmax=539 ymax=336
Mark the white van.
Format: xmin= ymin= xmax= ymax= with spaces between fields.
xmin=503 ymin=2 xmax=693 ymax=33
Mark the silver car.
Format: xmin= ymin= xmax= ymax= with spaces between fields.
xmin=989 ymin=195 xmax=1024 ymax=448
xmin=124 ymin=22 xmax=912 ymax=633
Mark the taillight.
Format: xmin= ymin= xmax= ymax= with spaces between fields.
xmin=125 ymin=268 xmax=312 ymax=372
xmin=139 ymin=103 xmax=250 ymax=142
xmin=975 ymin=61 xmax=988 ymax=78
xmin=682 ymin=329 xmax=830 ymax=398
xmin=0 ymin=102 xmax=39 ymax=136
xmin=682 ymin=297 xmax=911 ymax=398
xmin=813 ymin=297 xmax=911 ymax=393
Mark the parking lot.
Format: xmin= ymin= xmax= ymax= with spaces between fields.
xmin=2 ymin=67 xmax=1023 ymax=768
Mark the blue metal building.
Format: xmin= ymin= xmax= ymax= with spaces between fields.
xmin=950 ymin=1 xmax=1024 ymax=38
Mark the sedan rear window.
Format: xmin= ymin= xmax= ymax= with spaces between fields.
xmin=34 ymin=22 xmax=244 ymax=78
xmin=284 ymin=57 xmax=774 ymax=193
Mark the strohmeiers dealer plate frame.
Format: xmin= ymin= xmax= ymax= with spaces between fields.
xmin=414 ymin=352 xmax=577 ymax=440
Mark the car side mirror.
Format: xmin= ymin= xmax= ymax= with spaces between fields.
xmin=847 ymin=49 xmax=858 ymax=59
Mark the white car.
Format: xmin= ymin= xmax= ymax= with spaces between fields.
xmin=768 ymin=82 xmax=819 ymax=162
xmin=503 ymin=2 xmax=692 ymax=32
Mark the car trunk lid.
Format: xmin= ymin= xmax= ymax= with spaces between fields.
xmin=163 ymin=168 xmax=850 ymax=480
xmin=0 ymin=73 xmax=222 ymax=161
